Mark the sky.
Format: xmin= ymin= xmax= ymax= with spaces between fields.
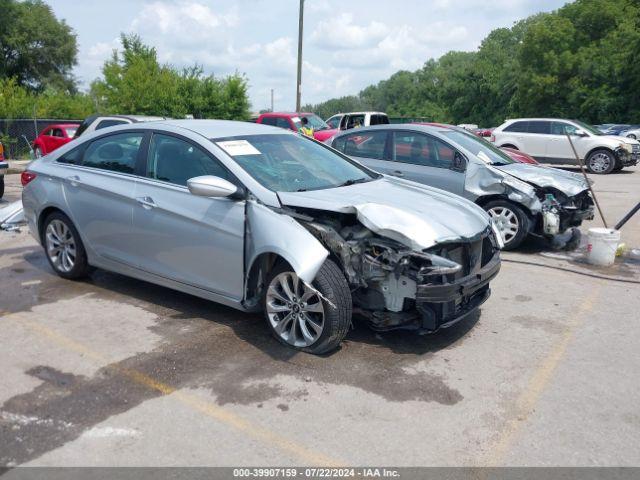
xmin=47 ymin=0 xmax=569 ymax=113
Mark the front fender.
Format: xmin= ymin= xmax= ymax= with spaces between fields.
xmin=245 ymin=200 xmax=329 ymax=284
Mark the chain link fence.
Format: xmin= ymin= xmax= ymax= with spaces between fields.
xmin=0 ymin=118 xmax=82 ymax=159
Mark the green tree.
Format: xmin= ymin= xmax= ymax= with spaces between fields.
xmin=0 ymin=0 xmax=78 ymax=92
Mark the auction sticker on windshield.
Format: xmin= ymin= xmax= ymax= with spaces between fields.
xmin=216 ymin=140 xmax=261 ymax=156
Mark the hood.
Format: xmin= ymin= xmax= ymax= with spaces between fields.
xmin=602 ymin=135 xmax=640 ymax=145
xmin=277 ymin=177 xmax=490 ymax=251
xmin=495 ymin=163 xmax=589 ymax=196
xmin=314 ymin=128 xmax=339 ymax=141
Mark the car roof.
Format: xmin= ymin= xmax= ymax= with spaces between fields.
xmin=504 ymin=118 xmax=578 ymax=122
xmin=159 ymin=119 xmax=293 ymax=137
xmin=332 ymin=123 xmax=452 ymax=137
xmin=45 ymin=123 xmax=81 ymax=129
xmin=259 ymin=112 xmax=313 ymax=118
xmin=342 ymin=111 xmax=387 ymax=116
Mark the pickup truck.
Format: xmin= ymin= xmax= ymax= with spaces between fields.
xmin=325 ymin=112 xmax=389 ymax=131
xmin=255 ymin=112 xmax=338 ymax=142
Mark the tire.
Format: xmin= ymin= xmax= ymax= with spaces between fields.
xmin=484 ymin=200 xmax=531 ymax=251
xmin=613 ymin=161 xmax=624 ymax=172
xmin=263 ymin=259 xmax=352 ymax=354
xmin=42 ymin=211 xmax=91 ymax=279
xmin=0 ymin=176 xmax=4 ymax=199
xmin=586 ymin=149 xmax=616 ymax=174
xmin=34 ymin=146 xmax=43 ymax=158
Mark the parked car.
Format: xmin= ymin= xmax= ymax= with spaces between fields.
xmin=0 ymin=141 xmax=6 ymax=199
xmin=622 ymin=127 xmax=640 ymax=140
xmin=255 ymin=112 xmax=337 ymax=142
xmin=500 ymin=147 xmax=539 ymax=165
xmin=21 ymin=120 xmax=501 ymax=353
xmin=599 ymin=124 xmax=636 ymax=136
xmin=32 ymin=123 xmax=80 ymax=157
xmin=330 ymin=124 xmax=594 ymax=250
xmin=491 ymin=118 xmax=640 ymax=174
xmin=325 ymin=112 xmax=390 ymax=132
xmin=74 ymin=114 xmax=167 ymax=138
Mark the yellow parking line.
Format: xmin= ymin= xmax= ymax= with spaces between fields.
xmin=15 ymin=318 xmax=343 ymax=466
xmin=482 ymin=289 xmax=599 ymax=466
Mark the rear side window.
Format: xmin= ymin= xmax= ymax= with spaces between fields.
xmin=527 ymin=121 xmax=551 ymax=134
xmin=147 ymin=133 xmax=230 ymax=186
xmin=340 ymin=131 xmax=388 ymax=160
xmin=57 ymin=145 xmax=85 ymax=165
xmin=370 ymin=115 xmax=389 ymax=126
xmin=503 ymin=121 xmax=528 ymax=133
xmin=95 ymin=119 xmax=128 ymax=130
xmin=275 ymin=118 xmax=292 ymax=129
xmin=82 ymin=132 xmax=144 ymax=174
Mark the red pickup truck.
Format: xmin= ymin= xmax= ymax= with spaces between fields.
xmin=255 ymin=112 xmax=338 ymax=142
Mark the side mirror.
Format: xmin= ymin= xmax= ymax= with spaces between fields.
xmin=573 ymin=129 xmax=588 ymax=137
xmin=452 ymin=152 xmax=467 ymax=172
xmin=187 ymin=175 xmax=239 ymax=198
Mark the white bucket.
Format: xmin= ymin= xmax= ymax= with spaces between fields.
xmin=587 ymin=228 xmax=620 ymax=266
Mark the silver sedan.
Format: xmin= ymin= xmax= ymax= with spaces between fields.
xmin=22 ymin=120 xmax=501 ymax=354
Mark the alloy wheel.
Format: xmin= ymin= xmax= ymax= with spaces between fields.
xmin=45 ymin=219 xmax=76 ymax=273
xmin=265 ymin=271 xmax=325 ymax=348
xmin=588 ymin=152 xmax=611 ymax=173
xmin=488 ymin=206 xmax=520 ymax=245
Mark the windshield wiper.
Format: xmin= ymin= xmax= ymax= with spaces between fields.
xmin=337 ymin=178 xmax=369 ymax=188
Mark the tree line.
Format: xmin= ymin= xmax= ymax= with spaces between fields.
xmin=0 ymin=0 xmax=250 ymax=121
xmin=303 ymin=0 xmax=640 ymax=127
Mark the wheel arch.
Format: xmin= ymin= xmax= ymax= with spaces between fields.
xmin=37 ymin=206 xmax=67 ymax=244
xmin=584 ymin=146 xmax=616 ymax=162
xmin=476 ymin=195 xmax=537 ymax=222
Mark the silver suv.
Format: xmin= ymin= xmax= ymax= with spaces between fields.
xmin=491 ymin=118 xmax=639 ymax=174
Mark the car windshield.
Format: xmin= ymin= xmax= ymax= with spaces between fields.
xmin=573 ymin=120 xmax=603 ymax=135
xmin=440 ymin=129 xmax=515 ymax=165
xmin=212 ymin=134 xmax=377 ymax=192
xmin=292 ymin=114 xmax=330 ymax=131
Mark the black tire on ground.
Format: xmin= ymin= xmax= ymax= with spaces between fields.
xmin=42 ymin=211 xmax=92 ymax=280
xmin=613 ymin=161 xmax=624 ymax=172
xmin=0 ymin=176 xmax=4 ymax=199
xmin=263 ymin=259 xmax=352 ymax=354
xmin=483 ymin=199 xmax=531 ymax=251
xmin=586 ymin=149 xmax=616 ymax=175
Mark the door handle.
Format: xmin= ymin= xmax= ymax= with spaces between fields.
xmin=391 ymin=170 xmax=404 ymax=177
xmin=136 ymin=196 xmax=157 ymax=209
xmin=66 ymin=175 xmax=81 ymax=187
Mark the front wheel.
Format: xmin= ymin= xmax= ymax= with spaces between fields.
xmin=586 ymin=149 xmax=616 ymax=174
xmin=484 ymin=200 xmax=531 ymax=251
xmin=42 ymin=211 xmax=91 ymax=279
xmin=263 ymin=259 xmax=352 ymax=354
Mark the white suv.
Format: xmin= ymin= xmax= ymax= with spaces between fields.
xmin=492 ymin=118 xmax=640 ymax=174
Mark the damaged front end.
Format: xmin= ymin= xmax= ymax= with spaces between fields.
xmin=536 ymin=188 xmax=595 ymax=237
xmin=299 ymin=210 xmax=501 ymax=334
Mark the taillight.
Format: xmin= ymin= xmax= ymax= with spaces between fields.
xmin=21 ymin=171 xmax=37 ymax=186
xmin=0 ymin=142 xmax=4 ymax=160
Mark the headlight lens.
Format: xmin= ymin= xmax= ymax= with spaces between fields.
xmin=502 ymin=176 xmax=536 ymax=196
xmin=417 ymin=253 xmax=462 ymax=277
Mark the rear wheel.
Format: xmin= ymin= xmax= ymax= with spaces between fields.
xmin=42 ymin=211 xmax=91 ymax=279
xmin=484 ymin=200 xmax=530 ymax=250
xmin=586 ymin=149 xmax=616 ymax=174
xmin=263 ymin=259 xmax=352 ymax=354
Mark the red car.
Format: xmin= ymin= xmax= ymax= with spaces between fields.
xmin=32 ymin=123 xmax=80 ymax=157
xmin=414 ymin=122 xmax=539 ymax=165
xmin=255 ymin=112 xmax=338 ymax=142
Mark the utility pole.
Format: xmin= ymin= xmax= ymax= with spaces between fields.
xmin=295 ymin=0 xmax=304 ymax=112
xmin=271 ymin=88 xmax=274 ymax=112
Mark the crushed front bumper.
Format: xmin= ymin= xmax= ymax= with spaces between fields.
xmin=361 ymin=253 xmax=501 ymax=334
xmin=615 ymin=147 xmax=639 ymax=167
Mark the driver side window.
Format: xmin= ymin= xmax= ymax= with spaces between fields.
xmin=551 ymin=122 xmax=578 ymax=135
xmin=147 ymin=134 xmax=230 ymax=186
xmin=392 ymin=132 xmax=455 ymax=169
